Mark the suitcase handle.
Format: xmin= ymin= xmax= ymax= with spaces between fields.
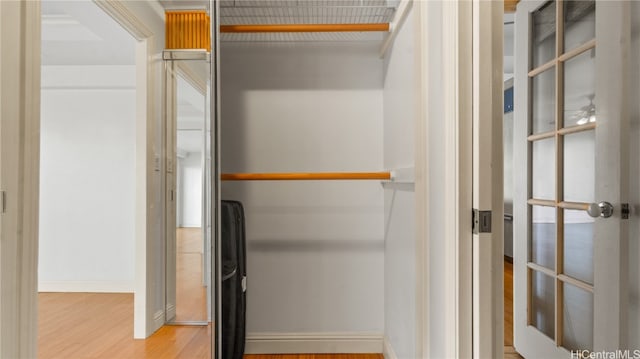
xmin=222 ymin=267 xmax=237 ymax=282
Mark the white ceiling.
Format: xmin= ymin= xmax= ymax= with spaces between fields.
xmin=42 ymin=0 xmax=136 ymax=65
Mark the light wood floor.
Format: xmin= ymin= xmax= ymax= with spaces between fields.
xmin=38 ymin=228 xmax=210 ymax=358
xmin=38 ymin=301 xmax=379 ymax=359
xmin=38 ymin=292 xmax=211 ymax=358
xmin=504 ymin=260 xmax=524 ymax=359
xmin=38 ymin=246 xmax=520 ymax=358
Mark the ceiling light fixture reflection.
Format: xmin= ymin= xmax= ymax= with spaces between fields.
xmin=575 ymin=96 xmax=596 ymax=126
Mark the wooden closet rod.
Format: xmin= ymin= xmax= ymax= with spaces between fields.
xmin=220 ymin=23 xmax=390 ymax=33
xmin=221 ymin=172 xmax=392 ymax=181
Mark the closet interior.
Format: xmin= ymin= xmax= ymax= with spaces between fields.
xmin=165 ymin=1 xmax=418 ymax=357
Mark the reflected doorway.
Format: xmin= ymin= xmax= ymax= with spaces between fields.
xmin=166 ymin=62 xmax=211 ymax=325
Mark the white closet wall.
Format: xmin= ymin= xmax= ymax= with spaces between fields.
xmin=221 ymin=42 xmax=385 ymax=336
xmin=382 ymin=6 xmax=418 ymax=359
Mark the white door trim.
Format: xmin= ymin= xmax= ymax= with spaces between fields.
xmin=92 ymin=0 xmax=164 ymax=339
xmin=93 ymin=0 xmax=154 ymax=40
xmin=472 ymin=0 xmax=504 ymax=358
xmin=415 ymin=1 xmax=473 ymax=357
xmin=414 ymin=2 xmax=428 ymax=356
xmin=164 ymin=60 xmax=178 ymax=323
xmin=0 ymin=1 xmax=41 ymax=357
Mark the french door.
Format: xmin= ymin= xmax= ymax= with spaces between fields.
xmin=513 ymin=0 xmax=630 ymax=357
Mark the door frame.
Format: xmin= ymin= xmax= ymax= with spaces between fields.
xmin=414 ymin=0 xmax=475 ymax=357
xmin=471 ymin=0 xmax=504 ymax=358
xmin=415 ymin=0 xmax=503 ymax=357
xmin=164 ymin=59 xmax=178 ymax=323
xmin=0 ymin=1 xmax=40 ymax=357
xmin=1 ymin=2 xmax=170 ymax=356
xmin=91 ymin=0 xmax=163 ymax=338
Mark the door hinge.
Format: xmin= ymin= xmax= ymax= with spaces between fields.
xmin=622 ymin=203 xmax=630 ymax=220
xmin=1 ymin=191 xmax=5 ymax=213
xmin=472 ymin=208 xmax=492 ymax=234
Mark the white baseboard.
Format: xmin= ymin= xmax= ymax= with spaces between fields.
xmin=383 ymin=336 xmax=399 ymax=359
xmin=38 ymin=280 xmax=134 ymax=293
xmin=154 ymin=310 xmax=165 ymax=329
xmin=245 ymin=332 xmax=383 ymax=354
xmin=166 ymin=303 xmax=176 ymax=322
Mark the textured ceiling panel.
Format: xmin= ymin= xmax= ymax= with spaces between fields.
xmin=220 ymin=31 xmax=383 ymax=42
xmin=220 ymin=1 xmax=394 ymax=24
xmin=219 ymin=0 xmax=395 ymax=41
xmin=220 ymin=6 xmax=393 ymax=24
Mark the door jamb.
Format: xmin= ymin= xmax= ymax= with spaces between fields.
xmin=415 ymin=1 xmax=473 ymax=357
xmin=472 ymin=0 xmax=504 ymax=357
xmin=0 ymin=1 xmax=40 ymax=357
xmin=92 ymin=0 xmax=166 ymax=339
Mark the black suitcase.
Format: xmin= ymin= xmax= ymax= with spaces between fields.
xmin=221 ymin=200 xmax=247 ymax=359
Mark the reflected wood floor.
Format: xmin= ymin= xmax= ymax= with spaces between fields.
xmin=175 ymin=227 xmax=208 ymax=322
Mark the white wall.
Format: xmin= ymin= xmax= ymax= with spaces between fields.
xmin=178 ymin=152 xmax=202 ymax=227
xmin=220 ymin=43 xmax=385 ymax=339
xmin=39 ymin=65 xmax=136 ymax=292
xmin=628 ymin=1 xmax=640 ymax=350
xmin=382 ymin=5 xmax=418 ymax=359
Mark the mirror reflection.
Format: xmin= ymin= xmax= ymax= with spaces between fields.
xmin=168 ymin=69 xmax=211 ymax=324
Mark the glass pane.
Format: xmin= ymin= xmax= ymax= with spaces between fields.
xmin=563 ymin=130 xmax=595 ymax=203
xmin=532 ymin=1 xmax=557 ymax=68
xmin=563 ymin=50 xmax=596 ymax=128
xmin=531 ymin=205 xmax=556 ymax=270
xmin=564 ymin=0 xmax=595 ymax=52
xmin=532 ymin=137 xmax=555 ymax=200
xmin=532 ymin=68 xmax=556 ymax=134
xmin=563 ymin=282 xmax=593 ymax=351
xmin=563 ymin=210 xmax=594 ymax=284
xmin=531 ymin=270 xmax=555 ymax=339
